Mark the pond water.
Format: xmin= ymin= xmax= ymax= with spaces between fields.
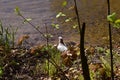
xmin=0 ymin=0 xmax=120 ymax=46
xmin=0 ymin=0 xmax=55 ymax=45
xmin=51 ymin=0 xmax=120 ymax=46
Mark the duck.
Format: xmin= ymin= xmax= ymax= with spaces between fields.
xmin=57 ymin=36 xmax=68 ymax=52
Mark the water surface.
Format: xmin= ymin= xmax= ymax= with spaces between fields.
xmin=0 ymin=0 xmax=120 ymax=46
xmin=51 ymin=0 xmax=120 ymax=46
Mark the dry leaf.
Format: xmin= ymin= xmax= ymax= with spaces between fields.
xmin=17 ymin=35 xmax=29 ymax=46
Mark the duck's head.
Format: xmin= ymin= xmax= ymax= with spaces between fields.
xmin=58 ymin=36 xmax=64 ymax=44
xmin=58 ymin=36 xmax=62 ymax=40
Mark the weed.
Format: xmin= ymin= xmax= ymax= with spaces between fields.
xmin=0 ymin=66 xmax=3 ymax=78
xmin=0 ymin=21 xmax=17 ymax=52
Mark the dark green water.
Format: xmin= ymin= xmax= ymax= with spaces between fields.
xmin=50 ymin=0 xmax=120 ymax=46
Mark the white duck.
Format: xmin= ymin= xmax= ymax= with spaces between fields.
xmin=57 ymin=36 xmax=68 ymax=52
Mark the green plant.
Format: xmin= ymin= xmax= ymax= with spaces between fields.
xmin=100 ymin=56 xmax=111 ymax=77
xmin=0 ymin=21 xmax=17 ymax=52
xmin=0 ymin=21 xmax=4 ymax=46
xmin=8 ymin=25 xmax=18 ymax=48
xmin=39 ymin=44 xmax=70 ymax=80
xmin=0 ymin=66 xmax=3 ymax=78
xmin=99 ymin=48 xmax=120 ymax=79
xmin=53 ymin=0 xmax=79 ymax=30
xmin=51 ymin=23 xmax=60 ymax=29
xmin=41 ymin=45 xmax=61 ymax=75
xmin=107 ymin=12 xmax=120 ymax=29
xmin=42 ymin=60 xmax=56 ymax=76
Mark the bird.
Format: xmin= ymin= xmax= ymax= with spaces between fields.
xmin=57 ymin=36 xmax=68 ymax=52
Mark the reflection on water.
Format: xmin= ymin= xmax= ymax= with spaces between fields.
xmin=50 ymin=0 xmax=120 ymax=45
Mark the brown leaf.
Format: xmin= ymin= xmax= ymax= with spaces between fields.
xmin=63 ymin=57 xmax=72 ymax=67
xmin=17 ymin=35 xmax=29 ymax=46
xmin=30 ymin=45 xmax=44 ymax=54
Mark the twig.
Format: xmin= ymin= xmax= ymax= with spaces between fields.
xmin=73 ymin=0 xmax=90 ymax=79
xmin=48 ymin=56 xmax=69 ymax=80
xmin=74 ymin=0 xmax=81 ymax=69
xmin=107 ymin=0 xmax=114 ymax=80
xmin=44 ymin=23 xmax=50 ymax=76
xmin=80 ymin=23 xmax=90 ymax=80
xmin=44 ymin=23 xmax=49 ymax=45
xmin=19 ymin=14 xmax=45 ymax=39
xmin=74 ymin=0 xmax=81 ymax=32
